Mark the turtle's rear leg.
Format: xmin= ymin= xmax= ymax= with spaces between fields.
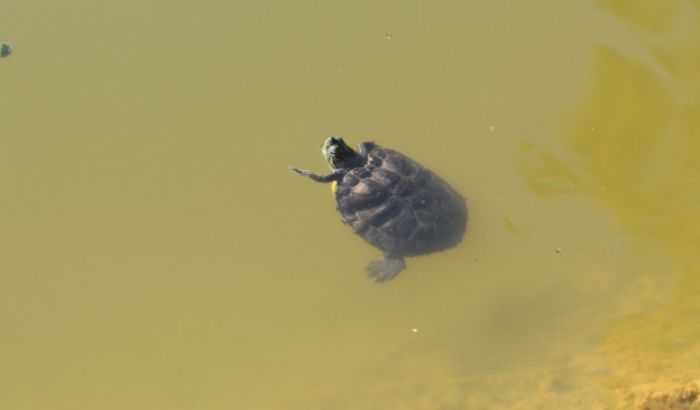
xmin=366 ymin=255 xmax=406 ymax=282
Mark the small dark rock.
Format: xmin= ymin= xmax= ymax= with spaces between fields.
xmin=0 ymin=43 xmax=11 ymax=58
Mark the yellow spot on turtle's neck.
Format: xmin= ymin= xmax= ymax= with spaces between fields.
xmin=331 ymin=181 xmax=338 ymax=194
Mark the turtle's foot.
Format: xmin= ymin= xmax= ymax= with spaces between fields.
xmin=366 ymin=256 xmax=406 ymax=282
xmin=290 ymin=167 xmax=345 ymax=183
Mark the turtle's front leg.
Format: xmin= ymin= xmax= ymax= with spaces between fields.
xmin=290 ymin=167 xmax=346 ymax=183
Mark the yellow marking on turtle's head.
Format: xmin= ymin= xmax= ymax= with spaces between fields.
xmin=331 ymin=180 xmax=338 ymax=194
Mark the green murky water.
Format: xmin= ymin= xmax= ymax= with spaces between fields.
xmin=2 ymin=1 xmax=700 ymax=409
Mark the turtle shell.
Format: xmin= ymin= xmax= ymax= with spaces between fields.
xmin=334 ymin=145 xmax=467 ymax=257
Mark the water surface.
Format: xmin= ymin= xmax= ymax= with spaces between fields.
xmin=1 ymin=1 xmax=699 ymax=409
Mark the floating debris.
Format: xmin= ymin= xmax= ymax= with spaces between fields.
xmin=385 ymin=32 xmax=393 ymax=40
xmin=504 ymin=216 xmax=524 ymax=234
xmin=555 ymin=248 xmax=562 ymax=254
xmin=0 ymin=43 xmax=11 ymax=58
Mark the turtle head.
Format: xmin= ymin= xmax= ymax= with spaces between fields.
xmin=322 ymin=137 xmax=364 ymax=170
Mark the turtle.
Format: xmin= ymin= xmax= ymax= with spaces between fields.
xmin=291 ymin=137 xmax=467 ymax=282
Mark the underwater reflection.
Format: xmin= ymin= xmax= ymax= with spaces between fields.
xmin=522 ymin=1 xmax=700 ymax=407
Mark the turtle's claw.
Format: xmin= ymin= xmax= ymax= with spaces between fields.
xmin=290 ymin=167 xmax=311 ymax=176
